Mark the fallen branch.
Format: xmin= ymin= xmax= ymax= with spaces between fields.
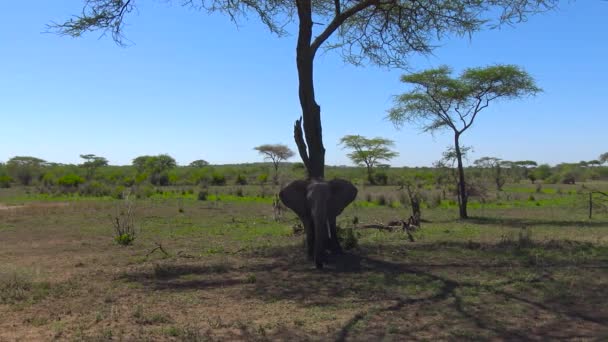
xmin=146 ymin=242 xmax=170 ymax=258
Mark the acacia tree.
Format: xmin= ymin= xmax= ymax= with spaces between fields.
xmin=132 ymin=154 xmax=177 ymax=185
xmin=389 ymin=65 xmax=541 ymax=218
xmin=340 ymin=135 xmax=398 ymax=184
xmin=599 ymin=153 xmax=608 ymax=165
xmin=189 ymin=159 xmax=209 ymax=168
xmin=53 ymin=1 xmax=556 ymax=181
xmin=79 ymin=154 xmax=109 ymax=180
xmin=254 ymin=144 xmax=294 ymax=185
xmin=6 ymin=156 xmax=47 ymax=186
xmin=474 ymin=156 xmax=508 ymax=191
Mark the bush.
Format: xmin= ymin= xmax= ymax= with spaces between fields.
xmin=211 ymin=173 xmax=226 ymax=186
xmin=115 ymin=233 xmax=135 ymax=246
xmin=257 ymin=173 xmax=268 ymax=185
xmin=79 ymin=181 xmax=111 ymax=197
xmin=338 ymin=227 xmax=359 ymax=250
xmin=374 ymin=172 xmax=388 ymax=185
xmin=197 ymin=189 xmax=208 ymax=201
xmin=57 ymin=174 xmax=85 ymax=188
xmin=134 ymin=185 xmax=155 ymax=199
xmin=235 ymin=174 xmax=247 ymax=185
xmin=112 ymin=196 xmax=137 ymax=246
xmin=376 ymin=194 xmax=388 ymax=206
xmin=0 ymin=175 xmax=11 ymax=188
xmin=112 ymin=185 xmax=127 ymax=199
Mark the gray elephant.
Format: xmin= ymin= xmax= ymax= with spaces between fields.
xmin=279 ymin=178 xmax=357 ymax=269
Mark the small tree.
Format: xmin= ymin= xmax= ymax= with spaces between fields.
xmin=599 ymin=153 xmax=608 ymax=165
xmin=389 ymin=65 xmax=541 ymax=218
xmin=79 ymin=154 xmax=109 ymax=180
xmin=132 ymin=154 xmax=177 ymax=185
xmin=340 ymin=135 xmax=398 ymax=185
xmin=254 ymin=144 xmax=294 ymax=185
xmin=189 ymin=159 xmax=209 ymax=168
xmin=513 ymin=160 xmax=538 ymax=183
xmin=474 ymin=157 xmax=508 ymax=191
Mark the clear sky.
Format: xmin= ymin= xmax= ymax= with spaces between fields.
xmin=0 ymin=1 xmax=606 ymax=167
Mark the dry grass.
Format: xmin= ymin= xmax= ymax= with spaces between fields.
xmin=0 ymin=184 xmax=607 ymax=341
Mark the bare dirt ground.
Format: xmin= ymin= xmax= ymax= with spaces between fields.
xmin=1 ymin=199 xmax=607 ymax=341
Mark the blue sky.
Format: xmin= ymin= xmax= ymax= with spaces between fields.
xmin=0 ymin=1 xmax=606 ymax=167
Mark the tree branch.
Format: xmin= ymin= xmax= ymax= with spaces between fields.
xmin=310 ymin=0 xmax=377 ymax=57
xmin=294 ymin=117 xmax=311 ymax=177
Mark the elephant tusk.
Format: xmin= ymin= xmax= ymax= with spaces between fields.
xmin=326 ymin=220 xmax=332 ymax=239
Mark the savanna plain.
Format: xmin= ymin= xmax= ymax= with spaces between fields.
xmin=1 ymin=182 xmax=607 ymax=341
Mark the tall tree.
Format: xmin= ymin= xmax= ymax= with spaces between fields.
xmin=599 ymin=152 xmax=608 ymax=165
xmin=339 ymin=135 xmax=398 ymax=184
xmin=79 ymin=154 xmax=109 ymax=180
xmin=6 ymin=156 xmax=47 ymax=186
xmin=254 ymin=144 xmax=294 ymax=185
xmin=389 ymin=65 xmax=541 ymax=218
xmin=52 ymin=0 xmax=557 ymax=182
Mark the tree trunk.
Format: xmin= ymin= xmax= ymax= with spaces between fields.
xmin=295 ymin=1 xmax=325 ymax=179
xmin=366 ymin=164 xmax=374 ymax=185
xmin=454 ymin=133 xmax=468 ymax=219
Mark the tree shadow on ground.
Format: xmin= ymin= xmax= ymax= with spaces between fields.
xmin=442 ymin=215 xmax=608 ymax=228
xmin=118 ymin=243 xmax=608 ymax=341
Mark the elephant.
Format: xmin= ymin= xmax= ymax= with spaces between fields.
xmin=279 ymin=178 xmax=357 ymax=269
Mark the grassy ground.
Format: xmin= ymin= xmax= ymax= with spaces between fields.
xmin=1 ymin=183 xmax=607 ymax=341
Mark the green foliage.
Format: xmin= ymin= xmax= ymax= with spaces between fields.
xmin=6 ymin=156 xmax=47 ymax=186
xmin=340 ymin=135 xmax=398 ymax=184
xmin=338 ymin=227 xmax=359 ymax=250
xmin=257 ymin=173 xmax=268 ymax=185
xmin=57 ymin=174 xmax=85 ymax=188
xmin=211 ymin=173 xmax=226 ymax=186
xmin=189 ymin=159 xmax=209 ymax=168
xmin=197 ymin=189 xmax=208 ymax=201
xmin=115 ymin=233 xmax=135 ymax=246
xmin=78 ymin=181 xmax=111 ymax=197
xmin=0 ymin=175 xmax=11 ymax=188
xmin=235 ymin=174 xmax=248 ymax=185
xmin=374 ymin=172 xmax=388 ymax=185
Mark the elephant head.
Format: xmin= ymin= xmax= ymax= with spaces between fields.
xmin=279 ymin=178 xmax=357 ymax=269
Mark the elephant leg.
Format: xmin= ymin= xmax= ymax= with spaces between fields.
xmin=300 ymin=215 xmax=314 ymax=260
xmin=314 ymin=228 xmax=325 ymax=269
xmin=327 ymin=217 xmax=343 ymax=255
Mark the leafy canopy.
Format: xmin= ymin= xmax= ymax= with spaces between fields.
xmin=389 ymin=64 xmax=542 ymax=134
xmin=254 ymin=144 xmax=295 ymax=165
xmin=51 ymin=1 xmax=557 ymax=68
xmin=340 ymin=135 xmax=398 ymax=168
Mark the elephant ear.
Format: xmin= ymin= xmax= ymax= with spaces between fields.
xmin=279 ymin=180 xmax=309 ymax=218
xmin=328 ymin=179 xmax=358 ymax=216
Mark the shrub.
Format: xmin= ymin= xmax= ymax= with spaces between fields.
xmin=257 ymin=173 xmax=268 ymax=185
xmin=0 ymin=175 xmax=11 ymax=188
xmin=134 ymin=185 xmax=154 ymax=199
xmin=374 ymin=172 xmax=388 ymax=185
xmin=211 ymin=173 xmax=226 ymax=186
xmin=112 ymin=185 xmax=126 ymax=199
xmin=112 ymin=195 xmax=137 ymax=246
xmin=57 ymin=174 xmax=85 ymax=188
xmin=235 ymin=174 xmax=248 ymax=185
xmin=197 ymin=189 xmax=208 ymax=201
xmin=338 ymin=227 xmax=359 ymax=250
xmin=79 ymin=181 xmax=111 ymax=197
xmin=376 ymin=194 xmax=388 ymax=206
